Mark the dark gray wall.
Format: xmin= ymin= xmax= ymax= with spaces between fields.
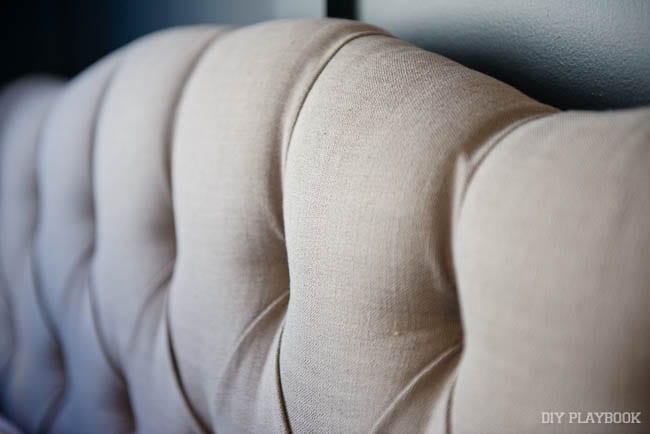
xmin=1 ymin=0 xmax=324 ymax=86
xmin=5 ymin=0 xmax=648 ymax=110
xmin=1 ymin=0 xmax=67 ymax=86
xmin=101 ymin=0 xmax=324 ymax=53
xmin=360 ymin=0 xmax=650 ymax=109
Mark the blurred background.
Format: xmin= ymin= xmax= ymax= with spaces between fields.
xmin=1 ymin=0 xmax=649 ymax=109
xmin=0 ymin=0 xmax=355 ymax=88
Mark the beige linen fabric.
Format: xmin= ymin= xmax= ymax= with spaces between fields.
xmin=32 ymin=49 xmax=133 ymax=434
xmin=0 ymin=18 xmax=648 ymax=434
xmin=0 ymin=77 xmax=63 ymax=433
xmin=453 ymin=110 xmax=650 ymax=434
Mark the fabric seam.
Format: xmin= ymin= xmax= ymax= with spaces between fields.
xmin=456 ymin=111 xmax=558 ymax=221
xmin=282 ymin=30 xmax=390 ymax=177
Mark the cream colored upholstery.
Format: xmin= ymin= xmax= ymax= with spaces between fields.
xmin=0 ymin=19 xmax=648 ymax=434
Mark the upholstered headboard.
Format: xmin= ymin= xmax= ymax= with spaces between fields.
xmin=0 ymin=18 xmax=649 ymax=434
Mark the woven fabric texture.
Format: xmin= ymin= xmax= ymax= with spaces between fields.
xmin=0 ymin=18 xmax=648 ymax=434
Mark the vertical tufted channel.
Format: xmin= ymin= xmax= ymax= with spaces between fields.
xmin=89 ymin=27 xmax=229 ymax=433
xmin=33 ymin=53 xmax=134 ymax=433
xmin=170 ymin=19 xmax=385 ymax=432
xmin=452 ymin=109 xmax=650 ymax=434
xmin=0 ymin=77 xmax=64 ymax=433
xmin=281 ymin=33 xmax=555 ymax=433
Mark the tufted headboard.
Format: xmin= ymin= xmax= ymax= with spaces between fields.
xmin=0 ymin=18 xmax=649 ymax=434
